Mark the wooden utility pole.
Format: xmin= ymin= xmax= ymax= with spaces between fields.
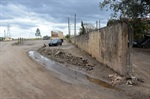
xmin=4 ymin=30 xmax=6 ymax=38
xmin=99 ymin=20 xmax=100 ymax=29
xmin=68 ymin=17 xmax=70 ymax=39
xmin=74 ymin=14 xmax=76 ymax=37
xmin=96 ymin=21 xmax=97 ymax=29
xmin=7 ymin=24 xmax=11 ymax=38
xmin=96 ymin=21 xmax=98 ymax=29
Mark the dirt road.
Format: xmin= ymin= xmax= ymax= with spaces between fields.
xmin=0 ymin=40 xmax=130 ymax=99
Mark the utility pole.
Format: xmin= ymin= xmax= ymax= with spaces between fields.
xmin=68 ymin=17 xmax=70 ymax=39
xmin=98 ymin=20 xmax=100 ymax=32
xmin=4 ymin=30 xmax=6 ymax=38
xmin=74 ymin=14 xmax=76 ymax=37
xmin=96 ymin=21 xmax=98 ymax=29
xmin=99 ymin=20 xmax=100 ymax=29
xmin=96 ymin=21 xmax=97 ymax=29
xmin=7 ymin=24 xmax=11 ymax=38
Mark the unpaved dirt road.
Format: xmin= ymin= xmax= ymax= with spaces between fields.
xmin=0 ymin=40 xmax=130 ymax=99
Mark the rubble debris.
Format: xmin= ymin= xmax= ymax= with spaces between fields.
xmin=126 ymin=75 xmax=144 ymax=86
xmin=40 ymin=44 xmax=46 ymax=48
xmin=55 ymin=51 xmax=62 ymax=56
xmin=108 ymin=73 xmax=144 ymax=86
xmin=108 ymin=74 xmax=122 ymax=86
xmin=126 ymin=80 xmax=133 ymax=86
xmin=37 ymin=47 xmax=95 ymax=71
xmin=43 ymin=44 xmax=46 ymax=47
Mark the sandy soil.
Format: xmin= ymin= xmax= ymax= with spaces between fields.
xmin=0 ymin=40 xmax=149 ymax=99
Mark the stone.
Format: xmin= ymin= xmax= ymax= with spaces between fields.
xmin=55 ymin=51 xmax=62 ymax=56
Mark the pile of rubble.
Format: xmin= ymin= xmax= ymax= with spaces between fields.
xmin=38 ymin=47 xmax=94 ymax=71
xmin=125 ymin=75 xmax=144 ymax=86
xmin=108 ymin=74 xmax=144 ymax=86
xmin=108 ymin=74 xmax=122 ymax=86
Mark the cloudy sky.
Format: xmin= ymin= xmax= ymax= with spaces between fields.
xmin=0 ymin=0 xmax=111 ymax=38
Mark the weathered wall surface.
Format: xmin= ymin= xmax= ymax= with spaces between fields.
xmin=71 ymin=23 xmax=128 ymax=75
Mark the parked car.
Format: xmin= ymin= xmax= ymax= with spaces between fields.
xmin=43 ymin=35 xmax=50 ymax=40
xmin=136 ymin=35 xmax=150 ymax=48
xmin=129 ymin=35 xmax=150 ymax=48
xmin=49 ymin=39 xmax=62 ymax=46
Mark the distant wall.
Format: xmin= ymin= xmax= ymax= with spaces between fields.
xmin=71 ymin=23 xmax=128 ymax=75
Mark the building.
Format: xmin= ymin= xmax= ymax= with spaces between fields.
xmin=51 ymin=30 xmax=64 ymax=42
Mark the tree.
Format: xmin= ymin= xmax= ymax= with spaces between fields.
xmin=100 ymin=0 xmax=149 ymax=19
xmin=84 ymin=23 xmax=95 ymax=33
xmin=79 ymin=21 xmax=95 ymax=35
xmin=65 ymin=34 xmax=70 ymax=39
xmin=100 ymin=0 xmax=150 ymax=39
xmin=79 ymin=21 xmax=84 ymax=35
xmin=35 ymin=28 xmax=41 ymax=38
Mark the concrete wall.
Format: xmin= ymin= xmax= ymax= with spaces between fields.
xmin=71 ymin=23 xmax=128 ymax=75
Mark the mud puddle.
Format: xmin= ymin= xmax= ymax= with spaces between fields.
xmin=28 ymin=51 xmax=120 ymax=90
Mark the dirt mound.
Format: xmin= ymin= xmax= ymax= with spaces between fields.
xmin=37 ymin=47 xmax=94 ymax=71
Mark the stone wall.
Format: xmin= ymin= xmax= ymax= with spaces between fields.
xmin=71 ymin=23 xmax=128 ymax=75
